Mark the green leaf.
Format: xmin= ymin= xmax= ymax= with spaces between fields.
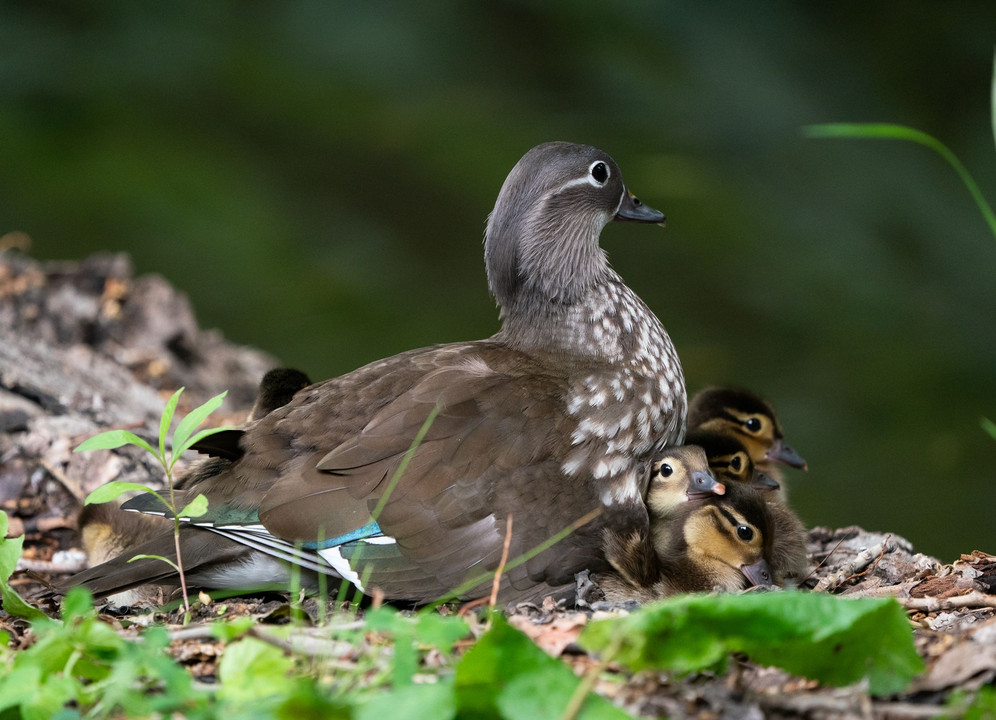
xmin=415 ymin=612 xmax=471 ymax=654
xmin=174 ymin=424 xmax=237 ymax=461
xmin=171 ymin=390 xmax=227 ymax=461
xmin=217 ymin=636 xmax=296 ymax=703
xmin=803 ymin=122 xmax=996 ymax=241
xmin=127 ymin=554 xmax=180 ymax=574
xmin=580 ymin=591 xmax=923 ymax=696
xmin=356 ymin=679 xmax=455 ymax=720
xmin=84 ymin=481 xmax=157 ymax=506
xmin=74 ymin=429 xmax=156 ymax=457
xmin=159 ymin=387 xmax=184 ymax=459
xmin=178 ymin=493 xmax=209 ymax=518
xmin=455 ymin=614 xmax=632 ymax=720
xmin=0 ymin=513 xmax=46 ymax=620
xmin=982 ymin=416 xmax=996 ymax=441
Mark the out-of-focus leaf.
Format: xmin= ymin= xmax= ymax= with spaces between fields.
xmin=0 ymin=511 xmax=46 ymax=620
xmin=981 ymin=416 xmax=996 ymax=440
xmin=178 ymin=493 xmax=209 ymax=519
xmin=217 ymin=636 xmax=295 ymax=703
xmin=455 ymin=614 xmax=632 ymax=719
xmin=581 ymin=591 xmax=922 ymax=696
xmin=356 ymin=680 xmax=455 ymax=720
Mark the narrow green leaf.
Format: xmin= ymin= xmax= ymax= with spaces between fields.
xmin=982 ymin=416 xmax=996 ymax=440
xmin=803 ymin=122 xmax=996 ymax=240
xmin=75 ymin=430 xmax=156 ymax=457
xmin=159 ymin=388 xmax=184 ymax=460
xmin=171 ymin=390 xmax=227 ymax=461
xmin=455 ymin=614 xmax=632 ymax=719
xmin=84 ymin=481 xmax=156 ymax=506
xmin=173 ymin=424 xmax=237 ymax=462
xmin=580 ymin=591 xmax=922 ymax=696
xmin=178 ymin=493 xmax=209 ymax=519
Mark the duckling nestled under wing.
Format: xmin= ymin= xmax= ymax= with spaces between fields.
xmin=594 ymin=481 xmax=774 ymax=603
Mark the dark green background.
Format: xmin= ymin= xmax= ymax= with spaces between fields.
xmin=3 ymin=2 xmax=994 ymax=561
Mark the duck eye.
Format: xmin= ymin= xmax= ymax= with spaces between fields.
xmin=660 ymin=463 xmax=674 ymax=478
xmin=729 ymin=455 xmax=742 ymax=472
xmin=589 ymin=161 xmax=609 ymax=185
xmin=744 ymin=417 xmax=762 ymax=433
xmin=736 ymin=525 xmax=754 ymax=542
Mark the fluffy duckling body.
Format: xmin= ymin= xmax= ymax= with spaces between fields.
xmin=598 ymin=481 xmax=773 ymax=603
xmin=687 ymin=426 xmax=808 ymax=585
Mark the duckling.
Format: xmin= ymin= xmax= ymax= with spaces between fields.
xmin=686 ymin=428 xmax=808 ymax=585
xmin=688 ymin=387 xmax=807 ymax=497
xmin=645 ymin=444 xmax=726 ymax=545
xmin=598 ymin=482 xmax=774 ymax=603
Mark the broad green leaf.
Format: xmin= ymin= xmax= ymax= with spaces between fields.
xmin=356 ymin=679 xmax=455 ymax=720
xmin=159 ymin=387 xmax=184 ymax=459
xmin=982 ymin=416 xmax=996 ymax=441
xmin=171 ymin=390 xmax=227 ymax=461
xmin=74 ymin=429 xmax=156 ymax=457
xmin=455 ymin=614 xmax=632 ymax=720
xmin=581 ymin=591 xmax=922 ymax=696
xmin=84 ymin=481 xmax=157 ymax=506
xmin=178 ymin=493 xmax=209 ymax=518
xmin=415 ymin=612 xmax=471 ymax=654
xmin=217 ymin=636 xmax=295 ymax=703
xmin=803 ymin=122 xmax=996 ymax=240
xmin=173 ymin=424 xmax=237 ymax=461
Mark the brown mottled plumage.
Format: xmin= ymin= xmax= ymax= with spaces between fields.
xmin=68 ymin=142 xmax=684 ymax=605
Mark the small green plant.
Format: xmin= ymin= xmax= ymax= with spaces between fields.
xmin=74 ymin=387 xmax=233 ymax=618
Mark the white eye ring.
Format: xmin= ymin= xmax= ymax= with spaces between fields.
xmin=588 ymin=160 xmax=610 ymax=187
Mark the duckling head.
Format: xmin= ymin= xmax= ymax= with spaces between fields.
xmin=646 ymin=445 xmax=725 ymax=521
xmin=688 ymin=387 xmax=807 ymax=471
xmin=681 ymin=483 xmax=774 ymax=591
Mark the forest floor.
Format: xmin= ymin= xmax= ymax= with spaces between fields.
xmin=2 ymin=250 xmax=995 ymax=719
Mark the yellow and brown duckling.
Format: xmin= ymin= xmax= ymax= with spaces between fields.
xmin=687 ymin=429 xmax=808 ymax=585
xmin=689 ymin=386 xmax=806 ymax=472
xmin=598 ymin=481 xmax=774 ymax=603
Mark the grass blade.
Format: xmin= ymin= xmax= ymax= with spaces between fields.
xmin=803 ymin=122 xmax=996 ymax=240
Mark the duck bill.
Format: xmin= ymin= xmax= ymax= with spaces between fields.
xmin=686 ymin=471 xmax=726 ymax=500
xmin=614 ymin=189 xmax=666 ymax=225
xmin=741 ymin=558 xmax=773 ymax=588
xmin=751 ymin=470 xmax=781 ymax=493
xmin=766 ymin=438 xmax=808 ymax=470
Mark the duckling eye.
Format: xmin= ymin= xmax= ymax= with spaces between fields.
xmin=744 ymin=417 xmax=762 ymax=433
xmin=736 ymin=525 xmax=754 ymax=542
xmin=729 ymin=455 xmax=742 ymax=472
xmin=659 ymin=463 xmax=674 ymax=478
xmin=589 ymin=161 xmax=609 ymax=186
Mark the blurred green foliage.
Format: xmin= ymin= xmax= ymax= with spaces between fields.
xmin=2 ymin=1 xmax=995 ymax=560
